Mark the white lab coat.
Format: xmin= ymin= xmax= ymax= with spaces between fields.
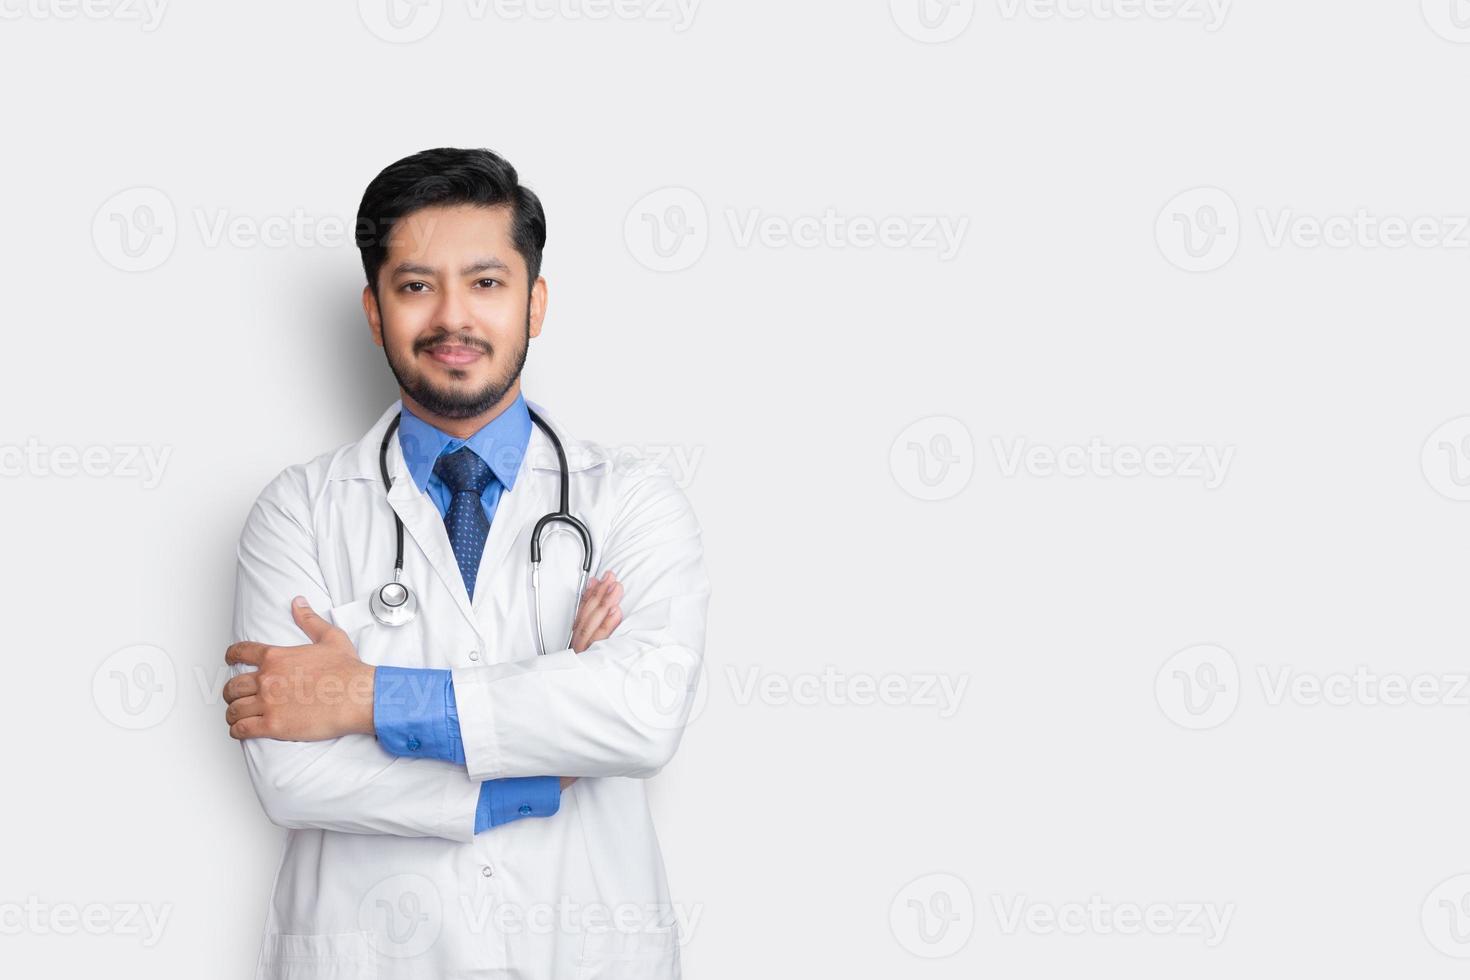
xmin=229 ymin=398 xmax=710 ymax=980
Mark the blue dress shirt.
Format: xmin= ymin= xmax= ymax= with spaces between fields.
xmin=372 ymin=393 xmax=561 ymax=832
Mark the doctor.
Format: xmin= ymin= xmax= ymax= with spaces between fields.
xmin=220 ymin=147 xmax=711 ymax=980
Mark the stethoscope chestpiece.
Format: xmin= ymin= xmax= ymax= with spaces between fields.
xmin=370 ymin=579 xmax=418 ymax=627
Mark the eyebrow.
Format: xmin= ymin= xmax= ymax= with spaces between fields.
xmin=390 ymin=257 xmax=512 ymax=278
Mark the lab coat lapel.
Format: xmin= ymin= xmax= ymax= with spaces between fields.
xmin=383 ymin=434 xmax=479 ymax=628
xmin=471 ymin=423 xmax=552 ymax=619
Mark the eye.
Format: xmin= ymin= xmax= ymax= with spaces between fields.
xmin=475 ymin=278 xmax=502 ymax=288
xmin=399 ymin=281 xmax=430 ymax=294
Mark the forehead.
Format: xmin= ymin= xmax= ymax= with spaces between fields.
xmin=384 ymin=204 xmax=522 ymax=274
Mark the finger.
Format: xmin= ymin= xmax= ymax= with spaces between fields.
xmin=591 ymin=605 xmax=622 ymax=643
xmin=225 ymin=695 xmax=265 ymax=726
xmin=230 ymin=716 xmax=269 ymax=740
xmin=290 ymin=596 xmax=339 ymax=644
xmin=222 ymin=673 xmax=259 ymax=703
xmin=225 ymin=642 xmax=269 ymax=668
xmin=574 ymin=578 xmax=618 ymax=637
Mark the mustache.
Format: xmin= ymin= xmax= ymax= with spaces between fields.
xmin=415 ymin=334 xmax=491 ymax=355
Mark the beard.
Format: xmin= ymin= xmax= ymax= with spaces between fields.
xmin=383 ymin=309 xmax=530 ymax=420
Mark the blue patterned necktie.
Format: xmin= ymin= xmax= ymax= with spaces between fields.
xmin=433 ymin=446 xmax=495 ymax=600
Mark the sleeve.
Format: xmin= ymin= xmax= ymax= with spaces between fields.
xmin=230 ymin=467 xmax=482 ymax=842
xmin=375 ymin=665 xmax=563 ymax=831
xmin=449 ymin=465 xmax=712 ymax=781
xmin=475 ymin=777 xmax=562 ymax=831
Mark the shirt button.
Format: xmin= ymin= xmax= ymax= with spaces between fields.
xmin=481 ymin=865 xmax=493 ymax=877
xmin=469 ymin=650 xmax=480 ymax=661
xmin=518 ymin=804 xmax=532 ymax=815
xmin=406 ymin=737 xmax=420 ymax=751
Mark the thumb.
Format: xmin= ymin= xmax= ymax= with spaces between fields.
xmin=290 ymin=595 xmax=336 ymax=644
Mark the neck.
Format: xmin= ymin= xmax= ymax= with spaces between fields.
xmin=401 ymin=382 xmax=521 ymax=440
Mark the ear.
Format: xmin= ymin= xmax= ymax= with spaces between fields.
xmin=363 ymin=284 xmax=384 ymax=347
xmin=528 ymin=275 xmax=548 ymax=339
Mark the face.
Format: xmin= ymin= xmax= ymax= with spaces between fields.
xmin=363 ymin=203 xmax=546 ymax=423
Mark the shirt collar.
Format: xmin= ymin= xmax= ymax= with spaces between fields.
xmin=397 ymin=391 xmax=532 ymax=494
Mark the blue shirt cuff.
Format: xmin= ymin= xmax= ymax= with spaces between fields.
xmin=373 ymin=666 xmax=463 ymax=764
xmin=475 ymin=776 xmax=563 ymax=832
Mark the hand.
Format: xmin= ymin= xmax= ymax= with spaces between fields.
xmin=570 ymin=570 xmax=623 ymax=654
xmin=558 ymin=571 xmax=625 ymax=792
xmin=223 ymin=597 xmax=375 ymax=741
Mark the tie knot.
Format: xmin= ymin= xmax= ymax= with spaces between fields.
xmin=433 ymin=446 xmax=494 ymax=496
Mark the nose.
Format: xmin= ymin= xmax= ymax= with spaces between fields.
xmin=433 ymin=282 xmax=474 ymax=335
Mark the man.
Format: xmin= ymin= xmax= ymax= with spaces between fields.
xmin=222 ymin=147 xmax=710 ymax=979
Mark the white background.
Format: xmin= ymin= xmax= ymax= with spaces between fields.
xmin=3 ymin=0 xmax=1470 ymax=976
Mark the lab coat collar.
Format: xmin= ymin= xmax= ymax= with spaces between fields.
xmin=329 ymin=396 xmax=606 ymax=627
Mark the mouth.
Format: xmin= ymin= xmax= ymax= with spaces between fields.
xmin=423 ymin=344 xmax=485 ymax=367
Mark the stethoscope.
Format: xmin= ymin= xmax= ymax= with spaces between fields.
xmin=369 ymin=407 xmax=593 ymax=656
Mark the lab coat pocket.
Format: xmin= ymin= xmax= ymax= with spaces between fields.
xmin=258 ymin=931 xmax=379 ymax=980
xmin=575 ymin=927 xmax=680 ymax=980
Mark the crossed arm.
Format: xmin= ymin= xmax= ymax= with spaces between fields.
xmin=221 ymin=465 xmax=708 ymax=842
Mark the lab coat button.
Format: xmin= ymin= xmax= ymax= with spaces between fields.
xmin=469 ymin=650 xmax=480 ymax=661
xmin=481 ymin=865 xmax=493 ymax=877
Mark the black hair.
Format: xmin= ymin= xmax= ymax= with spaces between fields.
xmin=355 ymin=147 xmax=547 ymax=300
